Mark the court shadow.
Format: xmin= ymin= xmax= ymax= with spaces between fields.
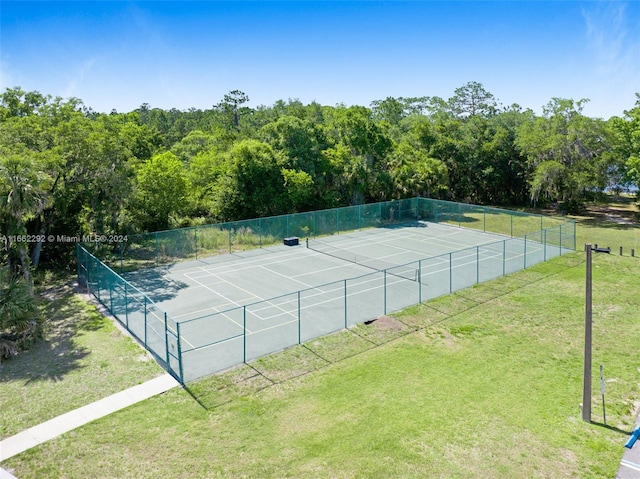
xmin=122 ymin=266 xmax=189 ymax=303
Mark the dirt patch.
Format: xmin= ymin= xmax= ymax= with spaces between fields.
xmin=370 ymin=315 xmax=406 ymax=331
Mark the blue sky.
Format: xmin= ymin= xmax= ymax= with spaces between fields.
xmin=1 ymin=1 xmax=639 ymax=118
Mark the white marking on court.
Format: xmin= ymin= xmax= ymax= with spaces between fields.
xmin=259 ymin=264 xmax=312 ymax=288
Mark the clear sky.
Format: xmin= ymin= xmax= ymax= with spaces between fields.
xmin=1 ymin=1 xmax=639 ymax=119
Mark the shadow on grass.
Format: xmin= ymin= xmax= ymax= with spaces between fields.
xmin=185 ymin=253 xmax=587 ymax=410
xmin=590 ymin=421 xmax=632 ymax=436
xmin=0 ymin=282 xmax=105 ymax=384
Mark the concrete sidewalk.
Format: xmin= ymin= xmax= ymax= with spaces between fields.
xmin=0 ymin=373 xmax=179 ymax=463
xmin=616 ymin=415 xmax=640 ymax=478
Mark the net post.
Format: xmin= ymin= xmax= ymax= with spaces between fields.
xmin=176 ymin=321 xmax=184 ymax=383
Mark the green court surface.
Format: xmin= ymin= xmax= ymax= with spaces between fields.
xmin=120 ymin=221 xmax=569 ymax=382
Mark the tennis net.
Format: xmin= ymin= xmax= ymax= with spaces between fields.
xmin=306 ymin=238 xmax=418 ymax=282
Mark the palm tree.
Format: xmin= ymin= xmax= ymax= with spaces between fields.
xmin=0 ymin=266 xmax=40 ymax=362
xmin=0 ymin=155 xmax=47 ymax=296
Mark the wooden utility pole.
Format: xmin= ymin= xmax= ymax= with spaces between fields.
xmin=582 ymin=244 xmax=593 ymax=422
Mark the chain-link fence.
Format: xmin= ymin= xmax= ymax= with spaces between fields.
xmin=77 ymin=197 xmax=576 ymax=384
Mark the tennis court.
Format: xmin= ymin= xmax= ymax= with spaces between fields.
xmin=118 ymin=221 xmax=566 ymax=381
xmin=77 ymin=197 xmax=576 ymax=383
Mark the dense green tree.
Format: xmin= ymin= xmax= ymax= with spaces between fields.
xmin=211 ymin=140 xmax=286 ymax=220
xmin=516 ymin=98 xmax=610 ymax=210
xmin=609 ymin=94 xmax=640 ymax=192
xmin=132 ymin=152 xmax=189 ymax=231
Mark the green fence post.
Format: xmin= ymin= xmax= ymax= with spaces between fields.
xmin=458 ymin=202 xmax=461 ymax=227
xmin=298 ymin=291 xmax=302 ymax=344
xmin=344 ymin=280 xmax=348 ymax=328
xmin=502 ymin=240 xmax=506 ymax=276
xmin=510 ymin=214 xmax=513 ymax=238
xmin=164 ymin=312 xmax=170 ymax=367
xmin=312 ymin=212 xmax=316 ymax=237
xmin=543 ymin=229 xmax=547 ymax=261
xmin=483 ymin=208 xmax=486 ymax=233
xmin=109 ymin=275 xmax=114 ymax=313
xmin=449 ymin=253 xmax=453 ymax=293
xmin=194 ymin=227 xmax=198 ymax=260
xmin=119 ymin=242 xmax=124 ymax=274
xmin=259 ymin=218 xmax=262 ymax=248
xmin=95 ymin=261 xmax=101 ymax=302
xmin=418 ymin=260 xmax=422 ymax=303
xmin=358 ymin=204 xmax=362 ymax=230
xmin=124 ymin=281 xmax=129 ymax=328
xmin=336 ymin=208 xmax=339 ymax=233
xmin=287 ymin=215 xmax=290 ymax=238
xmin=176 ymin=321 xmax=184 ymax=383
xmin=384 ymin=271 xmax=387 ymax=315
xmin=143 ymin=296 xmax=148 ymax=347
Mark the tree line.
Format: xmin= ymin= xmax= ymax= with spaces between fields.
xmin=0 ymin=82 xmax=639 ymax=357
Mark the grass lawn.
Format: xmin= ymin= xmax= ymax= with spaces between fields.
xmin=0 ymin=282 xmax=164 ymax=439
xmin=1 ymin=197 xmax=638 ymax=478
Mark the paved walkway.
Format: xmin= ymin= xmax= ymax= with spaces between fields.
xmin=0 ymin=373 xmax=179 ymax=466
xmin=616 ymin=415 xmax=640 ymax=478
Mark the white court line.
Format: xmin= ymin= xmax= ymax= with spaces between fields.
xmin=182 ymin=270 xmax=250 ymax=332
xmin=193 ymin=266 xmax=300 ymax=324
xmin=188 ymin=274 xmax=409 ymax=353
xmin=259 ymin=264 xmax=312 ymax=288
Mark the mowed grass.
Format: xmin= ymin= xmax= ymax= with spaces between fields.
xmin=3 ymin=249 xmax=640 ymax=478
xmin=0 ymin=282 xmax=164 ymax=439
